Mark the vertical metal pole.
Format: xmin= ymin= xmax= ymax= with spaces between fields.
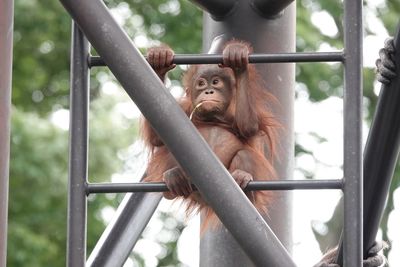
xmin=67 ymin=23 xmax=89 ymax=267
xmin=0 ymin=1 xmax=13 ymax=266
xmin=343 ymin=0 xmax=363 ymax=266
xmin=200 ymin=2 xmax=295 ymax=266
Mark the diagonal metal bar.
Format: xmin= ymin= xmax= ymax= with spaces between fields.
xmin=87 ymin=192 xmax=162 ymax=267
xmin=59 ymin=0 xmax=296 ymax=266
xmin=86 ymin=179 xmax=343 ymax=194
xmin=89 ymin=52 xmax=344 ymax=67
xmin=86 ymin=170 xmax=163 ymax=267
xmin=362 ymin=22 xmax=400 ymax=255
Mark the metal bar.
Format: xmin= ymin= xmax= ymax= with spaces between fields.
xmin=89 ymin=52 xmax=344 ymax=67
xmin=250 ymin=0 xmax=294 ymax=18
xmin=337 ymin=21 xmax=400 ymax=264
xmin=341 ymin=0 xmax=363 ymax=266
xmin=246 ymin=180 xmax=342 ymax=190
xmin=87 ymin=192 xmax=162 ymax=267
xmin=59 ymin=1 xmax=295 ymax=266
xmin=189 ymin=0 xmax=237 ymax=20
xmin=0 ymin=0 xmax=13 ymax=266
xmin=67 ymin=23 xmax=90 ymax=267
xmin=86 ymin=179 xmax=343 ymax=194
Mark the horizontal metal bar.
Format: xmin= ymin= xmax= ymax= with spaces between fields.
xmin=87 ymin=179 xmax=343 ymax=194
xmin=248 ymin=179 xmax=343 ymax=190
xmin=89 ymin=51 xmax=344 ymax=67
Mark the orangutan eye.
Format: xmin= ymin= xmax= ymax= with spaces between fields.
xmin=212 ymin=78 xmax=220 ymax=85
xmin=197 ymin=78 xmax=206 ymax=87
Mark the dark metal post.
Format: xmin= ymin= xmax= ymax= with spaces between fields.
xmin=67 ymin=23 xmax=90 ymax=267
xmin=0 ymin=0 xmax=13 ymax=266
xmin=342 ymin=0 xmax=363 ymax=266
xmin=199 ymin=1 xmax=295 ymax=266
xmin=363 ymin=24 xmax=400 ymax=254
xmin=87 ymin=193 xmax=162 ymax=267
xmin=59 ymin=0 xmax=295 ymax=265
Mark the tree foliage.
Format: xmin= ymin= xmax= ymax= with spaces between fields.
xmin=8 ymin=95 xmax=137 ymax=266
xmin=13 ymin=0 xmax=71 ymax=115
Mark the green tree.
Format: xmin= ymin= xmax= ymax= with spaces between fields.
xmin=8 ymin=95 xmax=138 ymax=266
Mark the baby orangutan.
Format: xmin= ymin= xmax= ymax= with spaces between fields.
xmin=141 ymin=40 xmax=278 ymax=227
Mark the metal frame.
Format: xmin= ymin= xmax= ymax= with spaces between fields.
xmin=1 ymin=0 xmax=396 ymax=265
xmin=60 ymin=0 xmax=367 ymax=266
xmin=60 ymin=0 xmax=295 ymax=266
xmin=0 ymin=0 xmax=13 ymax=266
